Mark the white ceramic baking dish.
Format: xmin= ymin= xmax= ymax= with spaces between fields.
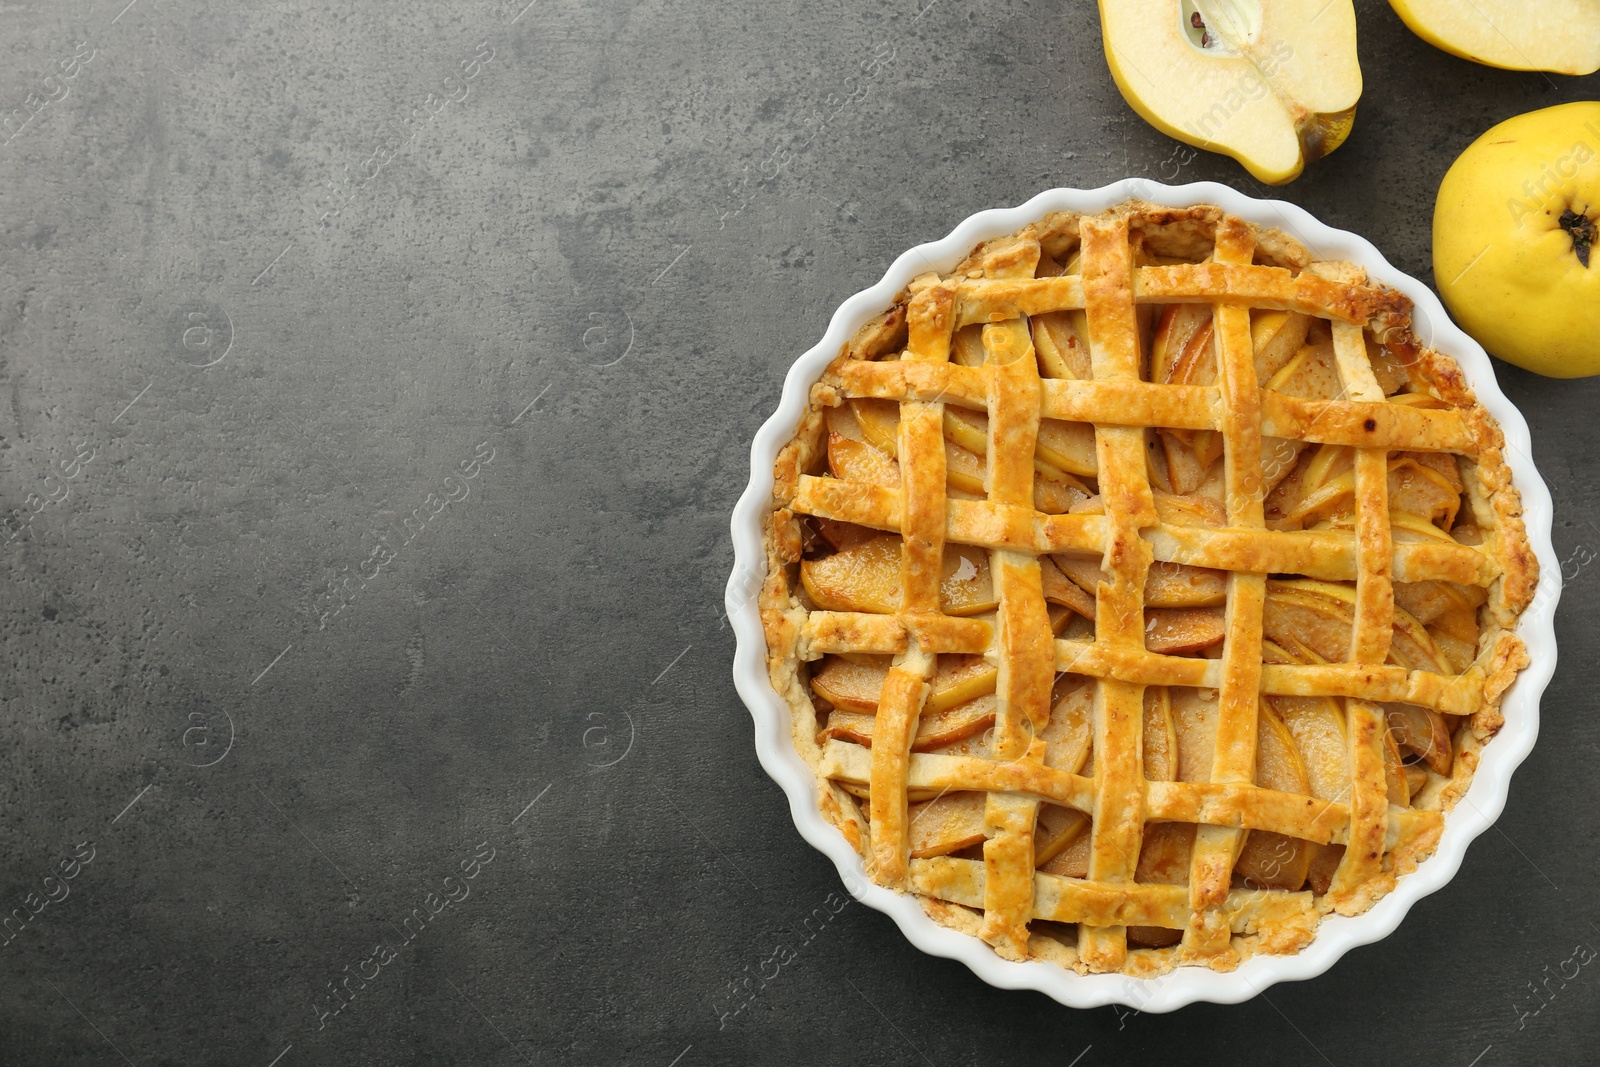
xmin=725 ymin=179 xmax=1560 ymax=1011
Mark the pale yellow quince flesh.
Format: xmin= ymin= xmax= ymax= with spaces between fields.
xmin=1434 ymin=102 xmax=1600 ymax=378
xmin=1097 ymin=0 xmax=1362 ymax=184
xmin=1388 ymin=0 xmax=1600 ymax=76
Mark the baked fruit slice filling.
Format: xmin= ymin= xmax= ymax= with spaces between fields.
xmin=760 ymin=201 xmax=1536 ymax=977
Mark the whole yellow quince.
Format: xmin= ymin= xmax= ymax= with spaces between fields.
xmin=1434 ymin=102 xmax=1600 ymax=378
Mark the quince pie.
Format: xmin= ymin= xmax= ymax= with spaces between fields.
xmin=758 ymin=200 xmax=1537 ymax=976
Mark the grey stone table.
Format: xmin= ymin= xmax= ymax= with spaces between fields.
xmin=0 ymin=1 xmax=1596 ymax=1064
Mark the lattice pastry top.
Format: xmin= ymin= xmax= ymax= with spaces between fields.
xmin=759 ymin=200 xmax=1537 ymax=977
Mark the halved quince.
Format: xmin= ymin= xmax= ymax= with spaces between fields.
xmin=1387 ymin=0 xmax=1600 ymax=76
xmin=1097 ymin=0 xmax=1362 ymax=184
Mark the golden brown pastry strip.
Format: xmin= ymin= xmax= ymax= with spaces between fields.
xmin=975 ymin=245 xmax=1054 ymax=960
xmin=865 ymin=280 xmax=956 ymax=888
xmin=1184 ymin=220 xmax=1267 ymax=959
xmin=1075 ymin=215 xmax=1154 ymax=973
xmin=836 ymin=361 xmax=1475 ymax=453
xmin=951 ymin=261 xmax=1402 ymax=328
xmin=822 ymin=740 xmax=1446 ymax=848
xmin=1327 ymin=318 xmax=1399 ymax=906
xmin=794 ymin=476 xmax=1495 ymax=586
